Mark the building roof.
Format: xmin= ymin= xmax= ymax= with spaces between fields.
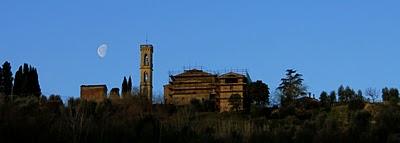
xmin=174 ymin=69 xmax=215 ymax=77
xmin=80 ymin=84 xmax=107 ymax=88
xmin=218 ymin=72 xmax=245 ymax=78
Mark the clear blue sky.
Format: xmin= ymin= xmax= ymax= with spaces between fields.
xmin=1 ymin=0 xmax=400 ymax=101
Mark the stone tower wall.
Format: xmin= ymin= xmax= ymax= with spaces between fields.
xmin=139 ymin=44 xmax=153 ymax=102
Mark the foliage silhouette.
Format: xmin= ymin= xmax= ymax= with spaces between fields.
xmin=0 ymin=61 xmax=13 ymax=96
xmin=278 ymin=69 xmax=307 ymax=107
xmin=2 ymin=63 xmax=400 ymax=143
xmin=12 ymin=63 xmax=41 ymax=97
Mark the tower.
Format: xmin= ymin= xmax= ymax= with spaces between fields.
xmin=139 ymin=44 xmax=153 ymax=102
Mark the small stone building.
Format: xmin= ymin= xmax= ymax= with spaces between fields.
xmin=164 ymin=69 xmax=249 ymax=112
xmin=80 ymin=85 xmax=108 ymax=102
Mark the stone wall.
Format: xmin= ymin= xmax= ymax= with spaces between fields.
xmin=80 ymin=85 xmax=107 ymax=103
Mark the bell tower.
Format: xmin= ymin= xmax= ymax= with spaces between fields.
xmin=140 ymin=44 xmax=153 ymax=102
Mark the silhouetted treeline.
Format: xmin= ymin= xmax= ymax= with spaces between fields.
xmin=2 ymin=62 xmax=400 ymax=143
xmin=0 ymin=62 xmax=41 ymax=98
xmin=2 ymin=93 xmax=400 ymax=143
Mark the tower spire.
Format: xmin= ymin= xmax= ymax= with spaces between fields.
xmin=145 ymin=34 xmax=148 ymax=44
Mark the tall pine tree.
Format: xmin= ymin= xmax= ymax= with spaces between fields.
xmin=277 ymin=69 xmax=307 ymax=107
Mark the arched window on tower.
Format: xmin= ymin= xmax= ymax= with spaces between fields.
xmin=144 ymin=72 xmax=148 ymax=82
xmin=144 ymin=54 xmax=149 ymax=66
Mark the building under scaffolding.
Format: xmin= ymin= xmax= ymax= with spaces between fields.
xmin=164 ymin=69 xmax=250 ymax=112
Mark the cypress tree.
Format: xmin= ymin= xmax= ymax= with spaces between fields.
xmin=0 ymin=61 xmax=13 ymax=95
xmin=31 ymin=67 xmax=41 ymax=97
xmin=128 ymin=76 xmax=132 ymax=93
xmin=12 ymin=63 xmax=41 ymax=97
xmin=13 ymin=66 xmax=23 ymax=96
xmin=21 ymin=64 xmax=29 ymax=95
xmin=121 ymin=76 xmax=128 ymax=98
xmin=2 ymin=61 xmax=13 ymax=96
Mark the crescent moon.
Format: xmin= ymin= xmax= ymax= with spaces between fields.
xmin=97 ymin=44 xmax=108 ymax=58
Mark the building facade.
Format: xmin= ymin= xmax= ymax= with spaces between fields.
xmin=80 ymin=85 xmax=108 ymax=102
xmin=164 ymin=69 xmax=249 ymax=112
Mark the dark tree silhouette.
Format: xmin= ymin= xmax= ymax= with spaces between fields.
xmin=338 ymin=85 xmax=346 ymax=103
xmin=319 ymin=91 xmax=329 ymax=107
xmin=0 ymin=61 xmax=13 ymax=96
xmin=30 ymin=67 xmax=41 ymax=97
xmin=338 ymin=86 xmax=357 ymax=103
xmin=12 ymin=63 xmax=41 ymax=97
xmin=13 ymin=66 xmax=22 ymax=96
xmin=246 ymin=80 xmax=270 ymax=107
xmin=329 ymin=91 xmax=337 ymax=105
xmin=382 ymin=87 xmax=399 ymax=104
xmin=357 ymin=90 xmax=363 ymax=97
xmin=128 ymin=76 xmax=132 ymax=94
xmin=365 ymin=87 xmax=379 ymax=103
xmin=348 ymin=89 xmax=365 ymax=110
xmin=121 ymin=76 xmax=128 ymax=98
xmin=277 ymin=69 xmax=307 ymax=107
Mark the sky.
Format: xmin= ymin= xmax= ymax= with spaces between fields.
xmin=1 ymin=0 xmax=400 ymax=101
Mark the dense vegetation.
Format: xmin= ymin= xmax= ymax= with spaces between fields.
xmin=1 ymin=61 xmax=400 ymax=143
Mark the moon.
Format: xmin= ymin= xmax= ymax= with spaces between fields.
xmin=97 ymin=44 xmax=108 ymax=58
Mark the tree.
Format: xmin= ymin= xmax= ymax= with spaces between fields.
xmin=30 ymin=67 xmax=41 ymax=97
xmin=319 ymin=91 xmax=329 ymax=107
xmin=0 ymin=61 xmax=13 ymax=96
xmin=348 ymin=90 xmax=365 ymax=110
xmin=246 ymin=80 xmax=270 ymax=108
xmin=338 ymin=85 xmax=345 ymax=103
xmin=277 ymin=69 xmax=307 ymax=107
xmin=12 ymin=63 xmax=41 ymax=97
xmin=329 ymin=91 xmax=337 ymax=105
xmin=121 ymin=76 xmax=128 ymax=98
xmin=357 ymin=90 xmax=363 ymax=98
xmin=13 ymin=66 xmax=22 ymax=96
xmin=128 ymin=76 xmax=132 ymax=93
xmin=48 ymin=94 xmax=64 ymax=111
xmin=338 ymin=85 xmax=356 ymax=103
xmin=382 ymin=87 xmax=399 ymax=104
xmin=365 ymin=88 xmax=379 ymax=103
xmin=229 ymin=94 xmax=242 ymax=112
